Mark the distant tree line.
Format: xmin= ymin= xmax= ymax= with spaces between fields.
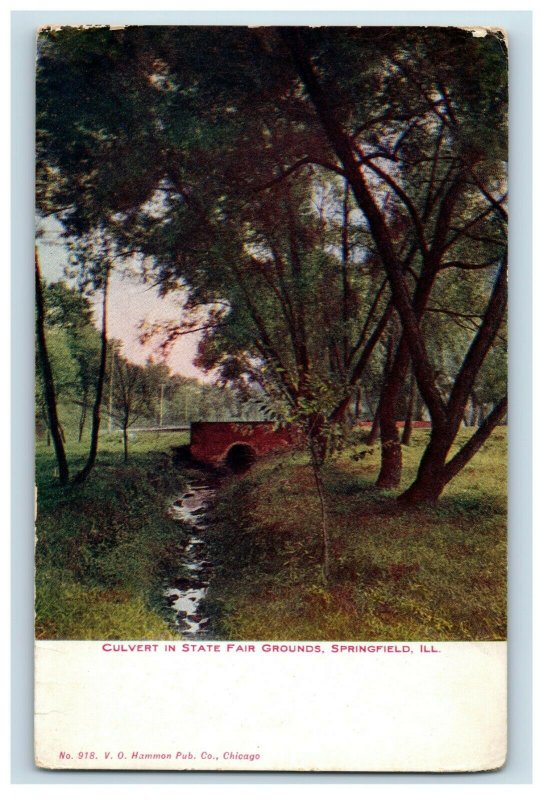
xmin=35 ymin=271 xmax=269 ymax=472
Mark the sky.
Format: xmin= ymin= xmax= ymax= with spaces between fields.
xmin=37 ymin=218 xmax=213 ymax=382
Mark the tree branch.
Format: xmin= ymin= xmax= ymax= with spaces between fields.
xmin=439 ymin=259 xmax=500 ymax=271
xmin=356 ymin=149 xmax=429 ymax=257
xmin=443 ymin=396 xmax=507 ymax=482
xmin=280 ymin=26 xmax=447 ymax=427
xmin=446 ymin=259 xmax=507 ymax=430
xmin=250 ymin=155 xmax=345 ymax=193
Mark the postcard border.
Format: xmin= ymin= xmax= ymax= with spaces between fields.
xmin=11 ymin=6 xmax=533 ymax=786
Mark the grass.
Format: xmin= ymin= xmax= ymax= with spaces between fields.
xmin=35 ymin=425 xmax=190 ymax=640
xmin=36 ymin=417 xmax=507 ymax=642
xmin=202 ymin=428 xmax=507 ymax=641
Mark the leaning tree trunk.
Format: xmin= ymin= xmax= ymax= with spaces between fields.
xmin=375 ymin=263 xmax=438 ymax=488
xmin=377 ymin=403 xmax=402 ymax=487
xmin=73 ymin=268 xmax=110 ymax=485
xmin=123 ymin=424 xmax=129 ymax=463
xmin=397 ymin=427 xmax=451 ymax=505
xmin=398 ymin=397 xmax=507 ymax=505
xmin=399 ymin=261 xmax=507 ymax=505
xmin=78 ymin=389 xmax=89 ymax=442
xmin=35 ymin=249 xmax=69 ymax=485
xmin=402 ymin=372 xmax=416 ymax=446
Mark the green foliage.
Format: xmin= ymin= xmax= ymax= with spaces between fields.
xmin=36 ymin=326 xmax=79 ymax=400
xmin=203 ymin=429 xmax=506 ymax=641
xmin=44 ymin=280 xmax=95 ymax=328
xmin=36 ymin=26 xmax=508 ymax=497
xmin=109 ymin=356 xmax=162 ymax=438
xmin=35 ymin=432 xmax=190 ymax=640
xmin=36 ymin=278 xmax=102 ymax=437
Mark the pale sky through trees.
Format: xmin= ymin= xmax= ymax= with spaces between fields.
xmin=37 ymin=217 xmax=212 ymax=382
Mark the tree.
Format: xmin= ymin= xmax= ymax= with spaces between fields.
xmin=42 ymin=279 xmax=102 ymax=441
xmin=279 ymin=26 xmax=507 ymax=502
xmin=71 ymin=325 xmax=102 ymax=441
xmin=36 ymin=25 xmax=508 ymax=504
xmin=70 ymin=235 xmax=112 ymax=485
xmin=35 ymin=250 xmax=69 ymax=484
xmin=110 ymin=357 xmax=160 ymax=462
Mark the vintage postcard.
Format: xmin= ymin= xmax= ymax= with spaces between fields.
xmin=34 ymin=24 xmax=508 ymax=771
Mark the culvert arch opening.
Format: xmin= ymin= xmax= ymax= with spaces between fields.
xmin=225 ymin=443 xmax=257 ymax=472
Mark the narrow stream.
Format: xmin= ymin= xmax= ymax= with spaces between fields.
xmin=164 ymin=481 xmax=217 ymax=637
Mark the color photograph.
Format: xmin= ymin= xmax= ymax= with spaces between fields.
xmin=35 ymin=25 xmax=508 ymax=644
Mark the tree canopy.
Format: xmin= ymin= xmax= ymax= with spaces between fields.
xmin=36 ymin=25 xmax=508 ymax=502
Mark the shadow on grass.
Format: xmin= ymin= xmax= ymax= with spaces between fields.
xmin=323 ymin=462 xmax=506 ymax=521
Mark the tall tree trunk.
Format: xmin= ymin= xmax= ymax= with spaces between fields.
xmin=402 ymin=372 xmax=416 ymax=446
xmin=341 ymin=180 xmax=351 ymax=369
xmin=284 ymin=31 xmax=508 ymax=504
xmin=40 ymin=408 xmax=51 ymax=446
xmin=123 ymin=424 xmax=129 ymax=463
xmin=329 ymin=302 xmax=394 ymax=426
xmin=376 ymin=330 xmax=406 ymax=488
xmin=73 ymin=268 xmax=110 ymax=485
xmin=281 ymin=27 xmax=448 ymax=432
xmin=367 ymin=412 xmax=380 ymax=446
xmin=469 ymin=394 xmax=478 ymax=426
xmin=78 ymin=390 xmax=88 ymax=442
xmin=35 ymin=249 xmax=69 ymax=485
xmin=354 ymin=385 xmax=362 ymax=420
xmin=415 ymin=392 xmax=426 ymax=423
xmin=363 ymin=389 xmax=380 ymax=444
xmin=375 ymin=254 xmax=444 ymax=487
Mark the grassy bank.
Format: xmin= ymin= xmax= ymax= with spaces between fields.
xmin=203 ymin=428 xmax=507 ymax=641
xmin=35 ymin=430 xmax=189 ymax=639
